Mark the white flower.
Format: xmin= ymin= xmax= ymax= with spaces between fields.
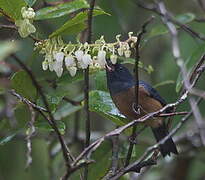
xmin=65 ymin=55 xmax=75 ymax=69
xmin=49 ymin=62 xmax=54 ymax=71
xmin=124 ymin=50 xmax=131 ymax=58
xmin=97 ymin=50 xmax=106 ymax=67
xmin=117 ymin=47 xmax=123 ymax=56
xmin=78 ymin=54 xmax=92 ymax=69
xmin=75 ymin=50 xmax=84 ymax=62
xmin=42 ymin=61 xmax=48 ymax=70
xmin=82 ymin=54 xmax=92 ymax=65
xmin=131 ymin=36 xmax=138 ymax=43
xmin=68 ymin=66 xmax=77 ymax=77
xmin=55 ymin=67 xmax=63 ymax=77
xmin=54 ymin=52 xmax=64 ymax=62
xmin=53 ymin=60 xmax=63 ymax=72
xmin=45 ymin=54 xmax=53 ymax=63
xmin=110 ymin=54 xmax=117 ymax=64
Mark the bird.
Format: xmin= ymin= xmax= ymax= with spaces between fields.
xmin=106 ymin=63 xmax=178 ymax=157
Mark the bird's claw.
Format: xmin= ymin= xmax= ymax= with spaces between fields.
xmin=132 ymin=103 xmax=141 ymax=115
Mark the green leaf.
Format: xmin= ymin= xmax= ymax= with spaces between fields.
xmin=176 ymin=43 xmax=205 ymax=92
xmin=35 ymin=0 xmax=89 ymax=20
xmin=24 ymin=0 xmax=36 ymax=6
xmin=147 ymin=13 xmax=196 ymax=40
xmin=49 ymin=9 xmax=109 ymax=38
xmin=35 ymin=121 xmax=66 ymax=134
xmin=147 ymin=24 xmax=168 ymax=39
xmin=89 ymin=90 xmax=128 ymax=126
xmin=0 ymin=0 xmax=26 ymax=20
xmin=0 ymin=41 xmax=19 ymax=60
xmin=94 ymin=71 xmax=107 ymax=91
xmin=54 ymin=94 xmax=83 ymax=120
xmin=37 ymin=87 xmax=69 ymax=113
xmin=153 ymin=80 xmax=175 ymax=88
xmin=11 ymin=70 xmax=37 ymax=100
xmin=174 ymin=13 xmax=196 ymax=24
xmin=0 ymin=133 xmax=17 ymax=145
xmin=88 ymin=141 xmax=112 ymax=180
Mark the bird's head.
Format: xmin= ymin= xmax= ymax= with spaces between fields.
xmin=106 ymin=63 xmax=134 ymax=95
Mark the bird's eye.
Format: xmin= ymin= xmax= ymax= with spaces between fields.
xmin=119 ymin=67 xmax=123 ymax=70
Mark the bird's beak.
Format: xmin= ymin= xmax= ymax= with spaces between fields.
xmin=105 ymin=63 xmax=115 ymax=72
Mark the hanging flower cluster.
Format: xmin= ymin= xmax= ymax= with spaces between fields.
xmin=15 ymin=7 xmax=36 ymax=38
xmin=35 ymin=32 xmax=138 ymax=77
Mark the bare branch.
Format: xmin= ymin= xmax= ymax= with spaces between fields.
xmin=83 ymin=0 xmax=96 ymax=179
xmin=125 ymin=16 xmax=154 ymax=167
xmin=10 ymin=90 xmax=48 ymax=112
xmin=136 ymin=1 xmax=205 ymax=41
xmin=10 ymin=54 xmax=74 ymax=172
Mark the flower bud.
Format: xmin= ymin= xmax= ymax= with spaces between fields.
xmin=117 ymin=48 xmax=123 ymax=56
xmin=82 ymin=54 xmax=92 ymax=66
xmin=97 ymin=50 xmax=106 ymax=67
xmin=54 ymin=52 xmax=64 ymax=62
xmin=124 ymin=50 xmax=131 ymax=58
xmin=42 ymin=61 xmax=48 ymax=70
xmin=56 ymin=67 xmax=63 ymax=77
xmin=110 ymin=54 xmax=117 ymax=64
xmin=49 ymin=62 xmax=54 ymax=71
xmin=65 ymin=55 xmax=75 ymax=69
xmin=68 ymin=66 xmax=77 ymax=77
xmin=75 ymin=50 xmax=84 ymax=62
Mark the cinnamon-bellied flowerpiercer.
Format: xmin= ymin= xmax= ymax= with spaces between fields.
xmin=106 ymin=63 xmax=178 ymax=157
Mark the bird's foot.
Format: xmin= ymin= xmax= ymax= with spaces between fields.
xmin=128 ymin=135 xmax=138 ymax=144
xmin=132 ymin=103 xmax=141 ymax=115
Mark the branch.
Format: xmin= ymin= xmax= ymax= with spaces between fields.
xmin=136 ymin=1 xmax=205 ymax=41
xmin=109 ymin=97 xmax=203 ymax=179
xmin=73 ymin=89 xmax=189 ymax=167
xmin=10 ymin=90 xmax=48 ymax=112
xmin=83 ymin=0 xmax=96 ymax=179
xmin=104 ymin=135 xmax=119 ymax=179
xmin=125 ymin=16 xmax=154 ymax=167
xmin=156 ymin=1 xmax=205 ymax=146
xmin=10 ymin=54 xmax=74 ymax=173
xmin=25 ymin=105 xmax=36 ymax=169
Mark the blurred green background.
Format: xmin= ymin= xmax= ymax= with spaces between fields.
xmin=0 ymin=0 xmax=205 ymax=180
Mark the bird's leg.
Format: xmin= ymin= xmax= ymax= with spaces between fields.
xmin=128 ymin=125 xmax=147 ymax=144
xmin=132 ymin=102 xmax=141 ymax=115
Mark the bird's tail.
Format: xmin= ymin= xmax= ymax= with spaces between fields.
xmin=151 ymin=124 xmax=178 ymax=157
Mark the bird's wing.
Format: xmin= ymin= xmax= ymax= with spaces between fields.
xmin=138 ymin=81 xmax=167 ymax=106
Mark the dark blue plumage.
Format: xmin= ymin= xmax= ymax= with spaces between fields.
xmin=139 ymin=80 xmax=167 ymax=106
xmin=106 ymin=63 xmax=178 ymax=157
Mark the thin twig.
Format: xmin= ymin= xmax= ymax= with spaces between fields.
xmin=83 ymin=0 xmax=96 ymax=179
xmin=10 ymin=90 xmax=48 ymax=112
xmin=136 ymin=1 xmax=205 ymax=41
xmin=156 ymin=1 xmax=205 ymax=146
xmin=73 ymin=89 xmax=189 ymax=167
xmin=109 ymin=97 xmax=203 ymax=179
xmin=25 ymin=105 xmax=36 ymax=169
xmin=104 ymin=135 xmax=119 ymax=179
xmin=63 ymin=97 xmax=82 ymax=106
xmin=10 ymin=54 xmax=74 ymax=172
xmin=125 ymin=16 xmax=154 ymax=167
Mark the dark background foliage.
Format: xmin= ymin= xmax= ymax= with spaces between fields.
xmin=0 ymin=0 xmax=205 ymax=180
